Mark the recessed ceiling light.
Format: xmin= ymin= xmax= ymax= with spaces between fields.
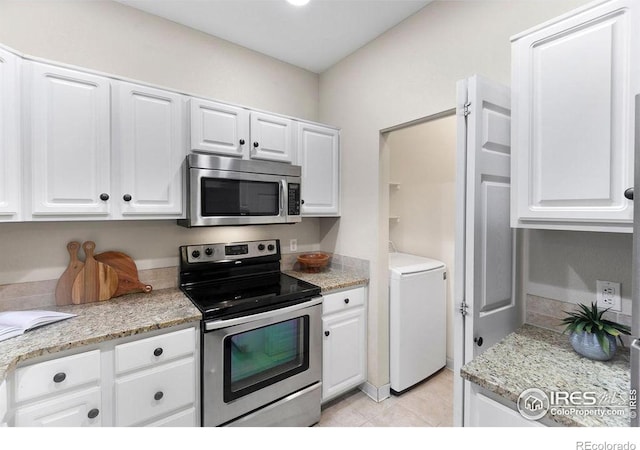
xmin=287 ymin=0 xmax=310 ymax=6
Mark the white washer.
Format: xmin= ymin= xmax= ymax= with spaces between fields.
xmin=389 ymin=252 xmax=447 ymax=394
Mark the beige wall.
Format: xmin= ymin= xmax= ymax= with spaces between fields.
xmin=318 ymin=0 xmax=590 ymax=388
xmin=387 ymin=114 xmax=456 ymax=362
xmin=0 ymin=0 xmax=321 ymax=285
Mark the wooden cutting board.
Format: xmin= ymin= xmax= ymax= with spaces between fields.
xmin=94 ymin=251 xmax=152 ymax=298
xmin=71 ymin=241 xmax=118 ymax=304
xmin=55 ymin=241 xmax=85 ymax=306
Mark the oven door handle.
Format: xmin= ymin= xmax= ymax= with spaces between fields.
xmin=205 ymin=296 xmax=323 ymax=331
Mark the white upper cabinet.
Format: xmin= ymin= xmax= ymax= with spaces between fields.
xmin=249 ymin=111 xmax=294 ymax=163
xmin=2 ymin=44 xmax=338 ymax=223
xmin=113 ymin=81 xmax=186 ymax=218
xmin=297 ymin=122 xmax=340 ymax=216
xmin=26 ymin=62 xmax=111 ymax=218
xmin=0 ymin=48 xmax=20 ymax=221
xmin=189 ymin=98 xmax=248 ymax=158
xmin=511 ymin=0 xmax=639 ymax=232
xmin=189 ymin=101 xmax=294 ymax=163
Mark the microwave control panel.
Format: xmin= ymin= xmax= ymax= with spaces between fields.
xmin=288 ymin=183 xmax=301 ymax=216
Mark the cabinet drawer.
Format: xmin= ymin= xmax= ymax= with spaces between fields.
xmin=146 ymin=407 xmax=196 ymax=427
xmin=115 ymin=327 xmax=195 ymax=374
xmin=115 ymin=357 xmax=195 ymax=426
xmin=15 ymin=350 xmax=100 ymax=403
xmin=322 ymin=287 xmax=365 ymax=315
xmin=14 ymin=386 xmax=101 ymax=427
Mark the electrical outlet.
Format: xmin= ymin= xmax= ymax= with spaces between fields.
xmin=289 ymin=239 xmax=298 ymax=252
xmin=596 ymin=280 xmax=621 ymax=312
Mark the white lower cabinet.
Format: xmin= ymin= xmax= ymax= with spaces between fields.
xmin=115 ymin=357 xmax=195 ymax=426
xmin=6 ymin=324 xmax=198 ymax=427
xmin=469 ymin=386 xmax=545 ymax=427
xmin=14 ymin=349 xmax=101 ymax=403
xmin=321 ymin=286 xmax=367 ymax=403
xmin=14 ymin=387 xmax=102 ymax=427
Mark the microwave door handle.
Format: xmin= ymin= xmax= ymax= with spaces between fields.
xmin=280 ymin=180 xmax=286 ymax=216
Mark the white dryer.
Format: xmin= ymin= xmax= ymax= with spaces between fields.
xmin=389 ymin=252 xmax=446 ymax=394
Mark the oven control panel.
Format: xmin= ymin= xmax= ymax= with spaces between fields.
xmin=186 ymin=240 xmax=279 ymax=264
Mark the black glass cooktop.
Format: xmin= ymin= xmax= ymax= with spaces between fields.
xmin=181 ymin=273 xmax=321 ymax=320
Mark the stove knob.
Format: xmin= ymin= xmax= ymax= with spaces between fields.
xmin=258 ymin=244 xmax=265 ymax=251
xmin=192 ymin=250 xmax=201 ymax=259
xmin=205 ymin=247 xmax=213 ymax=256
xmin=267 ymin=244 xmax=275 ymax=251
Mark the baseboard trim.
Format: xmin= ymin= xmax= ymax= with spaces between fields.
xmin=446 ymin=357 xmax=454 ymax=370
xmin=359 ymin=382 xmax=391 ymax=403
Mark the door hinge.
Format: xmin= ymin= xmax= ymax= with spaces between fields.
xmin=443 ymin=272 xmax=447 ymax=280
xmin=463 ymin=102 xmax=471 ymax=117
xmin=458 ymin=301 xmax=469 ymax=316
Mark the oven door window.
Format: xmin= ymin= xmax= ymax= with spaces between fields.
xmin=201 ymin=178 xmax=280 ymax=216
xmin=223 ymin=316 xmax=310 ymax=402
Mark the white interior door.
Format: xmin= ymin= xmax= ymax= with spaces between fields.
xmin=453 ymin=75 xmax=522 ymax=426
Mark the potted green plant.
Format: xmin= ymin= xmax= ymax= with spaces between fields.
xmin=561 ymin=302 xmax=631 ymax=361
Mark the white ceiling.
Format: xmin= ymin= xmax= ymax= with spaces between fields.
xmin=116 ymin=0 xmax=432 ymax=73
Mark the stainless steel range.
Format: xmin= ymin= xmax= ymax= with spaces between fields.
xmin=179 ymin=239 xmax=322 ymax=427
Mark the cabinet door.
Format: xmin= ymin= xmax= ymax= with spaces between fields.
xmin=14 ymin=386 xmax=102 ymax=427
xmin=113 ymin=82 xmax=186 ymax=217
xmin=190 ymin=98 xmax=248 ymax=157
xmin=297 ymin=122 xmax=340 ymax=216
xmin=322 ymin=307 xmax=366 ymax=402
xmin=470 ymin=388 xmax=544 ymax=427
xmin=0 ymin=49 xmax=20 ymax=221
xmin=115 ymin=357 xmax=195 ymax=426
xmin=511 ymin=0 xmax=639 ymax=231
xmin=250 ymin=111 xmax=294 ymax=163
xmin=27 ymin=62 xmax=111 ymax=217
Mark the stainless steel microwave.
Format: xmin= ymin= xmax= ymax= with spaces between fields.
xmin=178 ymin=154 xmax=302 ymax=227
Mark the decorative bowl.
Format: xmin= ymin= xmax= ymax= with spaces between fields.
xmin=297 ymin=252 xmax=331 ymax=273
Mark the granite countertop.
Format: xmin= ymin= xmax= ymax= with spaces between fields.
xmin=0 ymin=288 xmax=201 ymax=384
xmin=285 ymin=267 xmax=369 ymax=293
xmin=461 ymin=324 xmax=631 ymax=427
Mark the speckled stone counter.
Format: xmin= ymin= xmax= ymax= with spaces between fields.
xmin=0 ymin=288 xmax=200 ymax=384
xmin=285 ymin=267 xmax=368 ymax=293
xmin=461 ymin=324 xmax=631 ymax=427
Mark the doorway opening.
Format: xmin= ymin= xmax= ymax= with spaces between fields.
xmin=382 ymin=109 xmax=457 ymax=369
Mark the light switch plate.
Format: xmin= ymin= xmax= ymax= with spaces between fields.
xmin=596 ymin=280 xmax=621 ymax=312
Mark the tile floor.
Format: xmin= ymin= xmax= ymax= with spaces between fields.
xmin=318 ymin=368 xmax=453 ymax=427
